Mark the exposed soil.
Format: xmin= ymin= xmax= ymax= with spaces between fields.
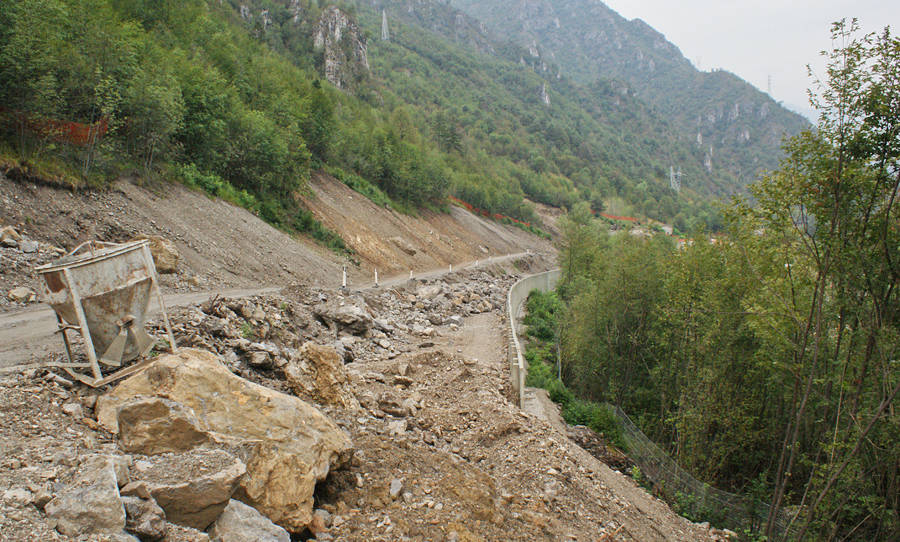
xmin=0 ymin=171 xmax=555 ymax=312
xmin=303 ymin=172 xmax=555 ymax=277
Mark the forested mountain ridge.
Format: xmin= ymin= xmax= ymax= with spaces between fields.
xmin=1 ymin=0 xmax=785 ymax=240
xmin=227 ymin=0 xmax=744 ymax=229
xmin=450 ymin=0 xmax=811 ymax=192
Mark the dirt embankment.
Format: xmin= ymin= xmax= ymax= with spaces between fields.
xmin=0 ymin=171 xmax=555 ymax=312
xmin=302 ymin=172 xmax=555 ymax=276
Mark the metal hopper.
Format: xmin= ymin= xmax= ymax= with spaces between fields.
xmin=35 ymin=240 xmax=177 ymax=386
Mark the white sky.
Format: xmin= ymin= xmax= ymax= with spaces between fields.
xmin=601 ymin=1 xmax=899 ymax=120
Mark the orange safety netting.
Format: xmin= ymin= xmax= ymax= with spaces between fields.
xmin=448 ymin=195 xmax=533 ymax=227
xmin=0 ymin=107 xmax=108 ymax=147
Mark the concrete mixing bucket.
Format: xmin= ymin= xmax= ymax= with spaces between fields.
xmin=35 ymin=240 xmax=176 ymax=385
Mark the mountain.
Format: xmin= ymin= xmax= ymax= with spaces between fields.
xmin=1 ymin=0 xmax=801 ymax=238
xmin=449 ymin=0 xmax=810 ymax=191
xmin=219 ymin=0 xmax=748 ymax=229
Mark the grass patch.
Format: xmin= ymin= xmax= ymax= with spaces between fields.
xmin=324 ymin=165 xmax=395 ymax=210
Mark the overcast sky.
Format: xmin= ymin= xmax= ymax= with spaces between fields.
xmin=601 ymin=1 xmax=899 ymax=120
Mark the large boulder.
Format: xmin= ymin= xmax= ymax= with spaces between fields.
xmin=313 ymin=296 xmax=373 ymax=335
xmin=96 ymin=349 xmax=353 ymax=533
xmin=282 ymin=342 xmax=360 ymax=410
xmin=45 ymin=455 xmax=127 ymax=537
xmin=128 ymin=448 xmax=246 ymax=530
xmin=209 ymin=499 xmax=290 ymax=542
xmin=117 ymin=396 xmax=210 ymax=455
xmin=134 ymin=235 xmax=179 ymax=274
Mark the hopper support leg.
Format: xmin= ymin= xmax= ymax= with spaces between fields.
xmin=63 ymin=268 xmax=102 ymax=381
xmin=142 ymin=245 xmax=177 ymax=353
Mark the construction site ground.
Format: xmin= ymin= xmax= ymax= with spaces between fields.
xmin=0 ymin=171 xmax=726 ymax=541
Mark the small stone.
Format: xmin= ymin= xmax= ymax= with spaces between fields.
xmin=387 ymin=419 xmax=407 ymax=437
xmin=389 ymin=479 xmax=403 ymax=500
xmin=31 ymin=485 xmax=54 ymax=509
xmin=62 ymin=402 xmax=84 ymax=418
xmin=3 ymin=488 xmax=33 ymax=508
xmin=309 ymin=508 xmax=332 ymax=534
xmin=120 ymin=482 xmax=152 ymax=501
xmin=247 ymin=351 xmax=271 ymax=368
xmin=7 ymin=286 xmax=35 ymax=303
xmin=19 ymin=239 xmax=39 ymax=253
xmin=208 ymin=499 xmax=289 ymax=542
xmin=0 ymin=225 xmax=21 ymax=246
xmin=122 ymin=495 xmax=166 ymax=541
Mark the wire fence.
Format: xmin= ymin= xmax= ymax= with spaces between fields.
xmin=506 ymin=269 xmax=798 ymax=539
xmin=613 ymin=406 xmax=797 ymax=538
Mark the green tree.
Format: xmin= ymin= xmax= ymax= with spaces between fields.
xmin=123 ymin=65 xmax=184 ymax=174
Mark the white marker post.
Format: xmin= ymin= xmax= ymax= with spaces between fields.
xmin=342 ymin=265 xmax=347 ymax=289
xmin=374 ymin=269 xmax=379 ymax=287
xmin=409 ymin=270 xmax=413 ymax=279
xmin=449 ymin=264 xmax=453 ymax=273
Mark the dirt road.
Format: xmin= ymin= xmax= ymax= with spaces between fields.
xmin=0 ymin=287 xmax=278 ymax=368
xmin=0 ymin=253 xmax=531 ymax=369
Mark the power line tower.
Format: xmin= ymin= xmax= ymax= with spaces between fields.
xmin=669 ymin=165 xmax=682 ymax=193
xmin=382 ymin=9 xmax=390 ymax=41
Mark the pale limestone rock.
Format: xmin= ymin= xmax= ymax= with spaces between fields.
xmin=45 ymin=456 xmax=126 ymax=537
xmin=133 ymin=235 xmax=179 ymax=274
xmin=136 ymin=448 xmax=245 ymax=530
xmin=116 ymin=396 xmax=210 ymax=455
xmin=96 ymin=349 xmax=353 ymax=533
xmin=282 ymin=342 xmax=360 ymax=409
xmin=209 ymin=499 xmax=289 ymax=542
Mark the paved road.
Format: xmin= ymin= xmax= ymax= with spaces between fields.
xmin=0 ymin=287 xmax=279 ymax=368
xmin=0 ymin=253 xmax=530 ymax=369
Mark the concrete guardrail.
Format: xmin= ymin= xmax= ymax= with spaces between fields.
xmin=507 ymin=269 xmax=560 ymax=406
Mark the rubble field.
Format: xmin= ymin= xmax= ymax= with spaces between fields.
xmin=1 ymin=260 xmax=731 ymax=541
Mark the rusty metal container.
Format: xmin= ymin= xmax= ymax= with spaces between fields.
xmin=35 ymin=240 xmax=176 ymax=386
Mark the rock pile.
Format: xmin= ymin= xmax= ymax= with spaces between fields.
xmin=0 ymin=224 xmax=65 ymax=308
xmin=151 ymin=267 xmax=516 ymax=382
xmin=96 ymin=348 xmax=353 ymax=534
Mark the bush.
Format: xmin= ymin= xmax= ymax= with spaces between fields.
xmin=325 ymin=165 xmax=394 ymax=209
xmin=177 ymin=163 xmax=258 ymax=211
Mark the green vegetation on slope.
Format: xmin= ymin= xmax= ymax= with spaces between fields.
xmin=1 ymin=0 xmax=738 ymax=241
xmin=553 ymin=23 xmax=899 ymax=540
xmin=451 ymin=0 xmax=810 ymax=194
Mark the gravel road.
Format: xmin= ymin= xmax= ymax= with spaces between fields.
xmin=0 ymin=253 xmax=530 ymax=370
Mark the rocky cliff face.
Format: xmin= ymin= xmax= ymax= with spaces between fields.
xmin=313 ymin=7 xmax=370 ymax=90
xmin=450 ymin=0 xmax=809 ymax=188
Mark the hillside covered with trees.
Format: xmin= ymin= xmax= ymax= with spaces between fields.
xmin=529 ymin=22 xmax=899 ymax=540
xmin=0 ymin=0 xmax=801 ymax=244
xmin=451 ymin=0 xmax=810 ymax=194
